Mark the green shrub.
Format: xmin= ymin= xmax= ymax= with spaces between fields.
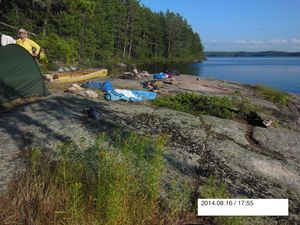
xmin=230 ymin=90 xmax=242 ymax=95
xmin=200 ymin=176 xmax=230 ymax=199
xmin=153 ymin=93 xmax=258 ymax=119
xmin=39 ymin=33 xmax=79 ymax=64
xmin=46 ymin=62 xmax=59 ymax=71
xmin=255 ymin=84 xmax=290 ymax=107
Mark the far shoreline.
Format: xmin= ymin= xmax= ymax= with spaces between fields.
xmin=205 ymin=51 xmax=300 ymax=57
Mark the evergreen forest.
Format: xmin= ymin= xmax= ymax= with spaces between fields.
xmin=0 ymin=0 xmax=204 ymax=67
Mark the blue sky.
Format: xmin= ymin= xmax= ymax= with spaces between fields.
xmin=139 ymin=0 xmax=300 ymax=52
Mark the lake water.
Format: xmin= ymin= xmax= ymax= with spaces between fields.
xmin=141 ymin=57 xmax=300 ymax=94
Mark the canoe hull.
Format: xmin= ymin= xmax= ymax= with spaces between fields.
xmin=53 ymin=69 xmax=108 ymax=83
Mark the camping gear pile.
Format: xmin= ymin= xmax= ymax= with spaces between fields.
xmin=67 ymin=84 xmax=98 ymax=98
xmin=65 ymin=80 xmax=156 ymax=102
xmin=140 ymin=70 xmax=179 ymax=92
xmin=142 ymin=80 xmax=163 ymax=92
xmin=121 ymin=70 xmax=151 ymax=79
xmin=153 ymin=73 xmax=171 ymax=79
xmin=153 ymin=70 xmax=180 ymax=79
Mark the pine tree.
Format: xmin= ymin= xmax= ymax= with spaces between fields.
xmin=0 ymin=0 xmax=205 ymax=65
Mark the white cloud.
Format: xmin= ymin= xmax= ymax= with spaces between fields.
xmin=230 ymin=39 xmax=264 ymax=46
xmin=204 ymin=40 xmax=226 ymax=44
xmin=269 ymin=39 xmax=288 ymax=45
xmin=205 ymin=39 xmax=264 ymax=45
xmin=204 ymin=38 xmax=300 ymax=51
xmin=234 ymin=40 xmax=248 ymax=44
xmin=248 ymin=40 xmax=264 ymax=45
xmin=291 ymin=38 xmax=300 ymax=45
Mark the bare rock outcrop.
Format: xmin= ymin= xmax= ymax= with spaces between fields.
xmin=1 ymin=95 xmax=299 ymax=224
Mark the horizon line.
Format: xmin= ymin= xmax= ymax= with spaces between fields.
xmin=205 ymin=50 xmax=300 ymax=53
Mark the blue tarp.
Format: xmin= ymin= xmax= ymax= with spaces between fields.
xmin=105 ymin=89 xmax=157 ymax=102
xmin=153 ymin=73 xmax=166 ymax=79
xmin=82 ymin=81 xmax=113 ymax=92
xmin=81 ymin=81 xmax=156 ymax=102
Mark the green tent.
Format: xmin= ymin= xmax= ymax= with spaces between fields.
xmin=0 ymin=44 xmax=50 ymax=103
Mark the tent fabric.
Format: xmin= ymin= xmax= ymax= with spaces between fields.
xmin=0 ymin=44 xmax=50 ymax=103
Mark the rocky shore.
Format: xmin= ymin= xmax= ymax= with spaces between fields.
xmin=1 ymin=74 xmax=300 ymax=224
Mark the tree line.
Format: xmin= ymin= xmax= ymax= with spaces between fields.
xmin=0 ymin=0 xmax=204 ymax=67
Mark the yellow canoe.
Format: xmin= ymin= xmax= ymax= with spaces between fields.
xmin=53 ymin=69 xmax=108 ymax=83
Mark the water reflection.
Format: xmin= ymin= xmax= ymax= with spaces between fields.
xmin=140 ymin=62 xmax=202 ymax=76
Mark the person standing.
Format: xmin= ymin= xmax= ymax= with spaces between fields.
xmin=16 ymin=28 xmax=40 ymax=57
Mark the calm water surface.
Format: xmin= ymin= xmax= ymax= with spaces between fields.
xmin=142 ymin=57 xmax=300 ymax=94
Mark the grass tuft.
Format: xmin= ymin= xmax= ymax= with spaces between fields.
xmin=0 ymin=131 xmax=166 ymax=225
xmin=255 ymin=84 xmax=291 ymax=107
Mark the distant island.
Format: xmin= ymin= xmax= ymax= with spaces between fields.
xmin=205 ymin=51 xmax=300 ymax=57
